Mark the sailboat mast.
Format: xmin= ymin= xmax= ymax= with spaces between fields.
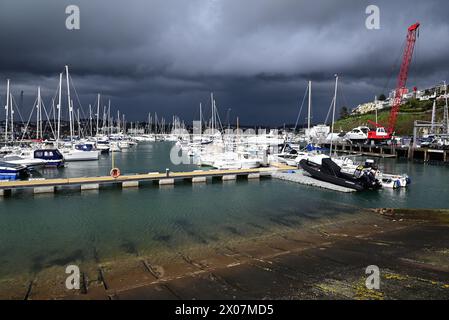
xmin=210 ymin=92 xmax=214 ymax=132
xmin=199 ymin=102 xmax=202 ymax=137
xmin=10 ymin=92 xmax=14 ymax=142
xmin=96 ymin=94 xmax=100 ymax=136
xmin=37 ymin=86 xmax=41 ymax=140
xmin=329 ymin=75 xmax=339 ymax=156
xmin=444 ymin=80 xmax=448 ymax=134
xmin=117 ymin=110 xmax=120 ymax=133
xmin=65 ymin=65 xmax=73 ymax=142
xmin=57 ymin=73 xmax=62 ymax=144
xmin=307 ymin=80 xmax=312 ymax=130
xmin=77 ymin=108 xmax=81 ymax=137
xmin=89 ymin=104 xmax=93 ymax=137
xmin=4 ymin=79 xmax=10 ymax=144
xmin=108 ymin=100 xmax=111 ymax=135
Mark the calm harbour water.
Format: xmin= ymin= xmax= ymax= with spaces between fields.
xmin=0 ymin=142 xmax=448 ymax=278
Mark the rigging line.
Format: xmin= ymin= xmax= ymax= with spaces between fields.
xmin=324 ymin=96 xmax=335 ymax=125
xmin=20 ymin=96 xmax=38 ymax=141
xmin=339 ymin=82 xmax=350 ymax=111
xmin=49 ymin=83 xmax=59 ymax=117
xmin=10 ymin=94 xmax=25 ymax=123
xmin=294 ymin=84 xmax=309 ymax=131
xmin=68 ymin=73 xmax=89 ymax=121
xmin=73 ymin=108 xmax=86 ymax=138
xmin=214 ymin=103 xmax=224 ymax=132
xmin=41 ymin=100 xmax=57 ymax=140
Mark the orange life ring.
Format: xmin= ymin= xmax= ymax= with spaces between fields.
xmin=110 ymin=168 xmax=121 ymax=178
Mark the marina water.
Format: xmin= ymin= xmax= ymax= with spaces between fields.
xmin=0 ymin=142 xmax=448 ymax=279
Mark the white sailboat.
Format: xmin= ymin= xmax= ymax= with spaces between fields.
xmin=59 ymin=66 xmax=100 ymax=162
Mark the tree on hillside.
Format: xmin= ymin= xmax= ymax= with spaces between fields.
xmin=339 ymin=106 xmax=350 ymax=119
xmin=378 ymin=94 xmax=387 ymax=101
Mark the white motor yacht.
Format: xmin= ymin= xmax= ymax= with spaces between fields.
xmin=61 ymin=143 xmax=100 ymax=161
xmin=1 ymin=155 xmax=47 ymax=169
xmin=344 ymin=126 xmax=370 ymax=143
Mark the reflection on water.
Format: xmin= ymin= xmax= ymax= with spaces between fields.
xmin=0 ymin=142 xmax=448 ymax=278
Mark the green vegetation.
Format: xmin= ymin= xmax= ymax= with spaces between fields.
xmin=335 ymin=99 xmax=445 ymax=135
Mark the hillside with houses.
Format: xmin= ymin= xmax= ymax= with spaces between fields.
xmin=335 ymin=83 xmax=449 ymax=135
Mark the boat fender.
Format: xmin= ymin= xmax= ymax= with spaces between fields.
xmin=110 ymin=167 xmax=121 ymax=178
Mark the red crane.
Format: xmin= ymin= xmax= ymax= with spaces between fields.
xmin=368 ymin=22 xmax=420 ymax=141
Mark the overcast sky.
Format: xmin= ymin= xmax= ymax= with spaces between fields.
xmin=0 ymin=0 xmax=448 ymax=126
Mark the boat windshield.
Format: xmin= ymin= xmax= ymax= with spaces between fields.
xmin=360 ymin=128 xmax=369 ymax=134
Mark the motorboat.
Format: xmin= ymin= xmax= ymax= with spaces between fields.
xmin=212 ymin=152 xmax=261 ymax=170
xmin=118 ymin=140 xmax=130 ymax=149
xmin=1 ymin=155 xmax=46 ymax=169
xmin=133 ymin=134 xmax=156 ymax=142
xmin=0 ymin=161 xmax=29 ymax=180
xmin=33 ymin=149 xmax=65 ymax=167
xmin=61 ymin=143 xmax=100 ymax=161
xmin=300 ymin=158 xmax=382 ymax=191
xmin=268 ymin=143 xmax=300 ymax=166
xmin=344 ymin=126 xmax=370 ymax=143
xmin=377 ymin=173 xmax=410 ymax=189
xmin=339 ymin=159 xmax=410 ymax=189
xmin=96 ymin=140 xmax=110 ymax=154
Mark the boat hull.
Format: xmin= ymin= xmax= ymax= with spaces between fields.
xmin=299 ymin=159 xmax=381 ymax=191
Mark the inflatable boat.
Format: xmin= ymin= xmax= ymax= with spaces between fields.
xmin=299 ymin=158 xmax=381 ymax=191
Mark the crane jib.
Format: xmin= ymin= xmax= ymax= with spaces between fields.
xmin=368 ymin=22 xmax=420 ymax=141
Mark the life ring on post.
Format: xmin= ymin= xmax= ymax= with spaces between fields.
xmin=110 ymin=167 xmax=121 ymax=178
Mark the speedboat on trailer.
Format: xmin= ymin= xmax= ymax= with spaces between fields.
xmin=0 ymin=161 xmax=29 ymax=180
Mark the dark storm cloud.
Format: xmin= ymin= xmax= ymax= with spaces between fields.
xmin=0 ymin=0 xmax=448 ymax=125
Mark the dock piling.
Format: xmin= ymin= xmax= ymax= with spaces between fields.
xmin=122 ymin=181 xmax=139 ymax=188
xmin=159 ymin=178 xmax=175 ymax=185
xmin=222 ymin=175 xmax=237 ymax=181
xmin=191 ymin=177 xmax=207 ymax=183
xmin=81 ymin=183 xmax=100 ymax=191
xmin=33 ymin=186 xmax=55 ymax=194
